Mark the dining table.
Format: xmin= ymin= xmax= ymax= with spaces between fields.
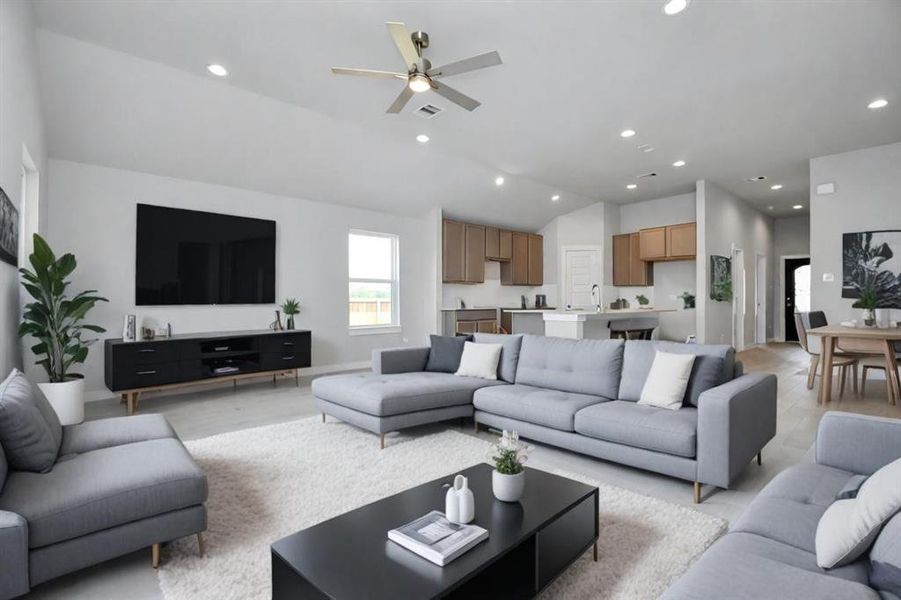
xmin=807 ymin=324 xmax=901 ymax=405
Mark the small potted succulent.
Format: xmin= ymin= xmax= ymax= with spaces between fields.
xmin=852 ymin=284 xmax=879 ymax=327
xmin=678 ymin=291 xmax=696 ymax=309
xmin=281 ymin=298 xmax=300 ymax=330
xmin=635 ymin=294 xmax=650 ymax=307
xmin=489 ymin=430 xmax=528 ymax=502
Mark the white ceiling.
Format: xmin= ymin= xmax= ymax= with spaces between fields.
xmin=32 ymin=0 xmax=901 ymax=227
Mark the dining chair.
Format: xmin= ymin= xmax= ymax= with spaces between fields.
xmin=795 ymin=311 xmax=858 ymax=397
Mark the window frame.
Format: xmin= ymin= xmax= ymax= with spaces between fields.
xmin=347 ymin=229 xmax=401 ymax=335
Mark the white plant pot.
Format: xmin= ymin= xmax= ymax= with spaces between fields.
xmin=37 ymin=377 xmax=85 ymax=425
xmin=492 ymin=469 xmax=525 ymax=502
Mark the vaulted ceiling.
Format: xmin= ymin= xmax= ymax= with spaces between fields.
xmin=32 ymin=0 xmax=901 ymax=228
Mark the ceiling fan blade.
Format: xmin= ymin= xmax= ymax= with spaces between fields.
xmin=331 ymin=67 xmax=407 ymax=79
xmin=428 ymin=51 xmax=502 ymax=78
xmin=387 ymin=85 xmax=414 ymax=114
xmin=431 ymin=81 xmax=481 ymax=111
xmin=386 ymin=22 xmax=419 ymax=71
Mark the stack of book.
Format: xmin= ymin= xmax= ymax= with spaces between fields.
xmin=388 ymin=511 xmax=488 ymax=566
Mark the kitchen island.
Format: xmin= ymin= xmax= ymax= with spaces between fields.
xmin=541 ymin=308 xmax=677 ymax=340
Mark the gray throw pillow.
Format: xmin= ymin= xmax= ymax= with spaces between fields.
xmin=425 ymin=335 xmax=472 ymax=373
xmin=836 ymin=475 xmax=869 ymax=500
xmin=871 ymin=512 xmax=901 ymax=596
xmin=0 ymin=369 xmax=62 ymax=473
xmin=473 ymin=333 xmax=523 ymax=383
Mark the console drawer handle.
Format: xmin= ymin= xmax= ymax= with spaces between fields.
xmin=138 ymin=349 xmax=155 ymax=353
xmin=137 ymin=370 xmax=157 ymax=375
xmin=282 ymin=356 xmax=295 ymax=360
xmin=214 ymin=346 xmax=230 ymax=352
xmin=283 ymin=342 xmax=295 ymax=346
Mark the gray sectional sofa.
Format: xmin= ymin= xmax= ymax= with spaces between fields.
xmin=0 ymin=370 xmax=207 ymax=599
xmin=313 ymin=333 xmax=777 ymax=500
xmin=664 ymin=411 xmax=901 ymax=599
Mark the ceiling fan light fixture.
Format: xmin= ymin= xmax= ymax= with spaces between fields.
xmin=408 ymin=74 xmax=431 ymax=93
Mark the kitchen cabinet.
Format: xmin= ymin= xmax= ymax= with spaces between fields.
xmin=612 ymin=233 xmax=653 ymax=286
xmin=464 ymin=224 xmax=486 ymax=283
xmin=666 ymin=222 xmax=696 ymax=259
xmin=528 ymin=234 xmax=543 ymax=285
xmin=441 ymin=309 xmax=499 ymax=336
xmin=444 ymin=219 xmax=538 ymax=286
xmin=442 ymin=220 xmax=486 ymax=283
xmin=485 ymin=226 xmax=500 ymax=260
xmin=639 ymin=227 xmax=667 ymax=260
xmin=499 ymin=230 xmax=512 ymax=260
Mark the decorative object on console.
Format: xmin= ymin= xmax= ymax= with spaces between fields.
xmin=709 ymin=255 xmax=732 ymax=301
xmin=851 ymin=282 xmax=880 ymax=326
xmin=490 ymin=430 xmax=528 ymax=502
xmin=0 ymin=185 xmax=18 ymax=267
xmin=122 ymin=314 xmax=137 ymax=342
xmin=18 ymin=234 xmax=108 ymax=425
xmin=141 ymin=327 xmax=155 ymax=340
xmin=445 ymin=474 xmax=475 ymax=524
xmin=280 ymin=298 xmax=300 ymax=330
xmin=270 ymin=310 xmax=284 ymax=331
xmin=678 ymin=291 xmax=696 ymax=309
xmin=842 ymin=230 xmax=901 ymax=309
xmin=455 ymin=341 xmax=502 ymax=380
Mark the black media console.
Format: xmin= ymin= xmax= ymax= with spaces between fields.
xmin=104 ymin=329 xmax=311 ymax=415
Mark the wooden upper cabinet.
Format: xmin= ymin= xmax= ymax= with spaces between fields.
xmin=442 ymin=219 xmax=465 ymax=282
xmin=612 ymin=234 xmax=631 ymax=286
xmin=501 ymin=232 xmax=530 ymax=285
xmin=485 ymin=226 xmax=500 ymax=260
xmin=498 ymin=230 xmax=513 ymax=261
xmin=527 ymin=234 xmax=543 ymax=285
xmin=629 ymin=233 xmax=653 ymax=286
xmin=666 ymin=222 xmax=696 ymax=259
xmin=639 ymin=227 xmax=667 ymax=260
xmin=464 ymin=224 xmax=486 ymax=283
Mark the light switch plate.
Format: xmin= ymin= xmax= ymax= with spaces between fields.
xmin=816 ymin=182 xmax=835 ymax=195
xmin=823 ymin=273 xmax=835 ymax=282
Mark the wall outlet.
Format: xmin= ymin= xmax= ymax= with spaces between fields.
xmin=822 ymin=273 xmax=835 ymax=282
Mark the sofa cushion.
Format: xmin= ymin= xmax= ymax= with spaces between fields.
xmin=574 ymin=400 xmax=698 ymax=458
xmin=661 ymin=532 xmax=880 ymax=600
xmin=0 ymin=437 xmax=207 ymax=548
xmin=473 ymin=384 xmax=606 ymax=432
xmin=425 ymin=335 xmax=472 ymax=373
xmin=871 ymin=512 xmax=901 ymax=596
xmin=514 ymin=335 xmax=623 ymax=398
xmin=618 ymin=341 xmax=733 ymax=406
xmin=0 ymin=369 xmax=62 ymax=473
xmin=60 ymin=414 xmax=176 ymax=456
xmin=0 ymin=443 xmax=7 ymax=495
xmin=732 ymin=463 xmax=855 ymax=553
xmin=473 ymin=333 xmax=523 ymax=383
xmin=312 ymin=372 xmax=504 ymax=417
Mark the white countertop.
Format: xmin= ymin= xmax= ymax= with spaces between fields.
xmin=439 ymin=307 xmax=502 ymax=312
xmin=542 ymin=308 xmax=677 ymax=321
xmin=503 ymin=309 xmax=557 ymax=314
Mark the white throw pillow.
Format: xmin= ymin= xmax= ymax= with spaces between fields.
xmin=638 ymin=351 xmax=696 ymax=410
xmin=455 ymin=342 xmax=502 ymax=380
xmin=815 ymin=457 xmax=901 ymax=568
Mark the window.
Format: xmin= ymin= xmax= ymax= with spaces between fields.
xmin=348 ymin=230 xmax=399 ymax=332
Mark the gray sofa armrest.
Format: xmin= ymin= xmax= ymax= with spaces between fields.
xmin=0 ymin=510 xmax=29 ymax=599
xmin=372 ymin=346 xmax=430 ymax=374
xmin=697 ymin=373 xmax=777 ymax=488
xmin=816 ymin=412 xmax=901 ymax=475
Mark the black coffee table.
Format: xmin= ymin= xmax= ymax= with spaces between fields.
xmin=271 ymin=463 xmax=599 ymax=599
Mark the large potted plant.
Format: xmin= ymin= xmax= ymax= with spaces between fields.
xmin=18 ymin=234 xmax=107 ymax=424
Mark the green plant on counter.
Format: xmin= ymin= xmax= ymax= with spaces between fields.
xmin=281 ymin=298 xmax=301 ymax=315
xmin=678 ymin=292 xmax=696 ymax=309
xmin=635 ymin=294 xmax=650 ymax=306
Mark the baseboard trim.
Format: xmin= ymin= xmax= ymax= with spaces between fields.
xmin=85 ymin=360 xmax=370 ymax=403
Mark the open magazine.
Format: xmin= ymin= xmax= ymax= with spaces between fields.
xmin=388 ymin=511 xmax=488 ymax=566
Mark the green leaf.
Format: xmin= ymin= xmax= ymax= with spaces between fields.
xmin=30 ymin=234 xmax=55 ymax=271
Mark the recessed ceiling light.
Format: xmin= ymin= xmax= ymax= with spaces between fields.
xmin=672 ymin=160 xmax=686 ymax=167
xmin=206 ymin=63 xmax=228 ymax=77
xmin=626 ymin=184 xmax=637 ymax=190
xmin=793 ymin=204 xmax=803 ymax=210
xmin=868 ymin=98 xmax=888 ymax=109
xmin=551 ymin=194 xmax=560 ymax=201
xmin=416 ymin=134 xmax=429 ymax=143
xmin=663 ymin=0 xmax=690 ymax=15
xmin=770 ymin=184 xmax=783 ymax=190
xmin=620 ymin=129 xmax=636 ymax=138
xmin=495 ymin=176 xmax=505 ymax=186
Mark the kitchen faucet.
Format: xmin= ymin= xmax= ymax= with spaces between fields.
xmin=591 ymin=284 xmax=602 ymax=312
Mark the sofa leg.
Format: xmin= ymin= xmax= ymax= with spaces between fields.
xmin=757 ymin=451 xmax=762 ymax=466
xmin=152 ymin=543 xmax=160 ymax=569
xmin=693 ymin=481 xmax=701 ymax=504
xmin=379 ymin=433 xmax=385 ymax=450
xmin=197 ymin=532 xmax=206 ymax=558
xmin=474 ymin=420 xmax=479 ymax=433
xmin=593 ymin=541 xmax=598 ymax=562
xmin=321 ymin=412 xmax=326 ymax=423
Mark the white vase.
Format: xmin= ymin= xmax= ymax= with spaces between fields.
xmin=445 ymin=474 xmax=475 ymax=524
xmin=37 ymin=377 xmax=85 ymax=425
xmin=492 ymin=469 xmax=525 ymax=502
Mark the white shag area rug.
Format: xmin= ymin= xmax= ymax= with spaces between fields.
xmin=158 ymin=417 xmax=726 ymax=600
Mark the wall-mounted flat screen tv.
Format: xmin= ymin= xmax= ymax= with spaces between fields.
xmin=136 ymin=204 xmax=276 ymax=305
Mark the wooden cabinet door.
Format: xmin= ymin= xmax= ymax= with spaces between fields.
xmin=512 ymin=232 xmax=529 ymax=284
xmin=485 ymin=226 xmax=500 ymax=259
xmin=477 ymin=319 xmax=498 ymax=333
xmin=639 ymin=227 xmax=667 ymax=260
xmin=612 ymin=234 xmax=631 ymax=286
xmin=442 ymin=219 xmax=465 ymax=282
xmin=456 ymin=321 xmax=477 ymax=334
xmin=666 ymin=222 xmax=696 ymax=258
xmin=629 ymin=233 xmax=653 ymax=286
xmin=464 ymin=224 xmax=486 ymax=283
xmin=528 ymin=234 xmax=543 ymax=285
xmin=498 ymin=230 xmax=513 ymax=261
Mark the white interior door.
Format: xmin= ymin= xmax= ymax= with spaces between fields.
xmin=563 ymin=247 xmax=601 ymax=309
xmin=755 ymin=254 xmax=767 ymax=345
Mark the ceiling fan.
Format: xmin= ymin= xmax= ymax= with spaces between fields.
xmin=331 ymin=22 xmax=502 ymax=113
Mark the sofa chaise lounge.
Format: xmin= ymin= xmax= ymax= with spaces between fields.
xmin=0 ymin=370 xmax=207 ymax=599
xmin=664 ymin=411 xmax=901 ymax=599
xmin=313 ymin=334 xmax=777 ymax=502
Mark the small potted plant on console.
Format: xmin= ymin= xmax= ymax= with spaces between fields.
xmin=489 ymin=430 xmax=529 ymax=502
xmin=281 ymin=298 xmax=300 ymax=330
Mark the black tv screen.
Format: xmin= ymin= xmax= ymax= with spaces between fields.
xmin=135 ymin=204 xmax=276 ymax=305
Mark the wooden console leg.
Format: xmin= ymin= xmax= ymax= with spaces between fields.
xmin=120 ymin=393 xmax=127 ymax=404
xmin=693 ymin=481 xmax=701 ymax=504
xmin=126 ymin=393 xmax=136 ymax=416
xmin=757 ymin=451 xmax=762 ymax=466
xmin=379 ymin=433 xmax=386 ymax=450
xmin=197 ymin=532 xmax=206 ymax=558
xmin=152 ymin=543 xmax=160 ymax=569
xmin=593 ymin=541 xmax=598 ymax=562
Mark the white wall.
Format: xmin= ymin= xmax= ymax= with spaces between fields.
xmin=46 ymin=160 xmax=434 ymax=398
xmin=0 ymin=0 xmax=48 ymax=378
xmin=697 ymin=180 xmax=775 ymax=347
xmin=810 ymin=142 xmax=901 ymax=324
xmin=773 ymin=215 xmax=810 ymax=340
